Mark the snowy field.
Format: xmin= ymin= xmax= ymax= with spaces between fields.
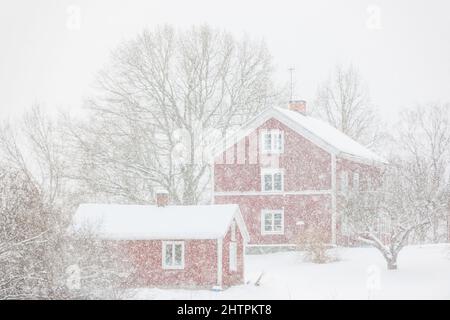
xmin=130 ymin=244 xmax=450 ymax=300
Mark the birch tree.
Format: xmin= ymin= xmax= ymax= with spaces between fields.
xmin=68 ymin=25 xmax=278 ymax=205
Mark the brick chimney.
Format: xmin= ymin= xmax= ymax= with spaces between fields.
xmin=155 ymin=188 xmax=169 ymax=207
xmin=288 ymin=100 xmax=307 ymax=115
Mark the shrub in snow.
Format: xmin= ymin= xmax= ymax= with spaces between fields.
xmin=0 ymin=169 xmax=67 ymax=299
xmin=297 ymin=224 xmax=335 ymax=264
xmin=64 ymin=228 xmax=134 ymax=300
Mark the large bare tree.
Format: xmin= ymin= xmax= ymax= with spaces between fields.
xmin=313 ymin=64 xmax=381 ymax=148
xmin=68 ymin=25 xmax=278 ymax=205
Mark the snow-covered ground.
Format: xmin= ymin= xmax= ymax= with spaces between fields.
xmin=130 ymin=244 xmax=450 ymax=300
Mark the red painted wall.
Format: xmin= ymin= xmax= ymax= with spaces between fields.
xmin=215 ymin=194 xmax=331 ymax=245
xmin=214 ymin=116 xmax=381 ymax=246
xmin=112 ymin=219 xmax=246 ymax=288
xmin=215 ymin=118 xmax=332 ymax=192
xmin=122 ymin=239 xmax=217 ymax=288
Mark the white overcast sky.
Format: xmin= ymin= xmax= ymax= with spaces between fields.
xmin=1 ymin=0 xmax=449 ymax=124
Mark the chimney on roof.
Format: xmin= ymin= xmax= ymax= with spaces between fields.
xmin=155 ymin=188 xmax=169 ymax=207
xmin=288 ymin=100 xmax=307 ymax=115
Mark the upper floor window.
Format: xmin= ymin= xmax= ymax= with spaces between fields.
xmin=261 ymin=209 xmax=284 ymax=235
xmin=261 ymin=130 xmax=284 ymax=154
xmin=162 ymin=241 xmax=184 ymax=269
xmin=261 ymin=168 xmax=284 ymax=192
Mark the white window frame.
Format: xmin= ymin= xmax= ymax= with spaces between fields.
xmin=341 ymin=213 xmax=350 ymax=236
xmin=260 ymin=129 xmax=284 ymax=154
xmin=229 ymin=242 xmax=237 ymax=272
xmin=261 ymin=168 xmax=284 ymax=192
xmin=340 ymin=171 xmax=348 ymax=194
xmin=230 ymin=221 xmax=236 ymax=242
xmin=261 ymin=209 xmax=285 ymax=235
xmin=162 ymin=241 xmax=185 ymax=270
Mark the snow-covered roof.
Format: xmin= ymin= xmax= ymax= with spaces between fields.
xmin=274 ymin=107 xmax=387 ymax=163
xmin=214 ymin=107 xmax=386 ymax=164
xmin=72 ymin=203 xmax=249 ymax=241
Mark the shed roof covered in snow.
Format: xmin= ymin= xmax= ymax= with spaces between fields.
xmin=71 ymin=203 xmax=249 ymax=241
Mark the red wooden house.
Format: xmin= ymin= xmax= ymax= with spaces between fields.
xmin=73 ymin=192 xmax=249 ymax=289
xmin=213 ymin=101 xmax=386 ymax=247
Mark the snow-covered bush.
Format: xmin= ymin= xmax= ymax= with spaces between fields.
xmin=64 ymin=231 xmax=134 ymax=300
xmin=0 ymin=169 xmax=66 ymax=299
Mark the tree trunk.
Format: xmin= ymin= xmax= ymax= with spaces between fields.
xmin=387 ymin=256 xmax=397 ymax=270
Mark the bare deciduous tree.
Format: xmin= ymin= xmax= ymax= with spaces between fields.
xmin=313 ymin=64 xmax=381 ymax=148
xmin=68 ymin=25 xmax=279 ymax=205
xmin=342 ymin=160 xmax=442 ymax=270
xmin=395 ymin=103 xmax=450 ymax=243
xmin=0 ymin=168 xmax=54 ymax=299
xmin=0 ymin=106 xmax=72 ymax=299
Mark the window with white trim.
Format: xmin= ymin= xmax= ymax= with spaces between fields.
xmin=341 ymin=213 xmax=351 ymax=235
xmin=261 ymin=210 xmax=284 ymax=235
xmin=261 ymin=130 xmax=284 ymax=154
xmin=261 ymin=168 xmax=284 ymax=192
xmin=229 ymin=242 xmax=237 ymax=272
xmin=231 ymin=221 xmax=236 ymax=242
xmin=162 ymin=241 xmax=185 ymax=269
xmin=340 ymin=171 xmax=348 ymax=193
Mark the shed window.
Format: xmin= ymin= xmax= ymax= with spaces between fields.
xmin=229 ymin=242 xmax=237 ymax=272
xmin=231 ymin=221 xmax=236 ymax=242
xmin=162 ymin=241 xmax=185 ymax=269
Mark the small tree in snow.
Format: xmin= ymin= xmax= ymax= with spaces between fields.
xmin=297 ymin=211 xmax=336 ymax=264
xmin=297 ymin=224 xmax=333 ymax=263
xmin=65 ymin=230 xmax=133 ymax=299
xmin=342 ymin=160 xmax=441 ymax=270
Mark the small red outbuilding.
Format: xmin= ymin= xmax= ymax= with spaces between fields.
xmin=73 ymin=202 xmax=249 ymax=289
